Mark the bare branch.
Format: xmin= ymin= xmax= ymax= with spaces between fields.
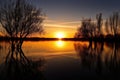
xmin=0 ymin=0 xmax=44 ymax=39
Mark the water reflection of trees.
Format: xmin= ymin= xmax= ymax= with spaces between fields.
xmin=74 ymin=41 xmax=120 ymax=78
xmin=0 ymin=41 xmax=45 ymax=80
xmin=105 ymin=42 xmax=120 ymax=75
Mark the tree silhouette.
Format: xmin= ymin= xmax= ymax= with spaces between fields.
xmin=96 ymin=13 xmax=103 ymax=36
xmin=74 ymin=18 xmax=96 ymax=38
xmin=0 ymin=0 xmax=44 ymax=45
xmin=74 ymin=12 xmax=120 ymax=40
xmin=107 ymin=12 xmax=120 ymax=37
xmin=105 ymin=19 xmax=110 ymax=34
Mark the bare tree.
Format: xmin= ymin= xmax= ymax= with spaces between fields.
xmin=109 ymin=12 xmax=120 ymax=36
xmin=105 ymin=19 xmax=110 ymax=34
xmin=96 ymin=13 xmax=103 ymax=36
xmin=75 ymin=13 xmax=104 ymax=39
xmin=0 ymin=0 xmax=44 ymax=45
xmin=74 ymin=18 xmax=96 ymax=38
xmin=104 ymin=12 xmax=120 ymax=37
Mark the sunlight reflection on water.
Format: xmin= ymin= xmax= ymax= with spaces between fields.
xmin=1 ymin=41 xmax=120 ymax=80
xmin=55 ymin=40 xmax=64 ymax=48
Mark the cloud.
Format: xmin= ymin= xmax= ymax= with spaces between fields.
xmin=45 ymin=19 xmax=81 ymax=24
xmin=44 ymin=19 xmax=81 ymax=29
xmin=44 ymin=24 xmax=77 ymax=29
xmin=59 ymin=21 xmax=81 ymax=25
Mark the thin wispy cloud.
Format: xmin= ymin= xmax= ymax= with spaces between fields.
xmin=45 ymin=19 xmax=81 ymax=24
xmin=44 ymin=19 xmax=81 ymax=29
xmin=44 ymin=24 xmax=76 ymax=29
xmin=44 ymin=19 xmax=58 ymax=23
xmin=59 ymin=21 xmax=81 ymax=25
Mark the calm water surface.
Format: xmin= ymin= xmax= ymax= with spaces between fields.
xmin=0 ymin=41 xmax=120 ymax=80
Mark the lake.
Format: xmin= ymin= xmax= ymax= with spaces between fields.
xmin=0 ymin=40 xmax=120 ymax=80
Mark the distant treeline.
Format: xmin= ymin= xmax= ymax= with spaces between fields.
xmin=0 ymin=36 xmax=120 ymax=42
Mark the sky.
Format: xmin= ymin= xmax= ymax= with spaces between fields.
xmin=31 ymin=0 xmax=120 ymax=38
xmin=1 ymin=0 xmax=120 ymax=38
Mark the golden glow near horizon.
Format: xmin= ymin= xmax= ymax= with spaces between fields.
xmin=43 ymin=19 xmax=79 ymax=38
xmin=55 ymin=32 xmax=66 ymax=39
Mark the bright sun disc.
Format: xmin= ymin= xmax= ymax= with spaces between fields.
xmin=56 ymin=32 xmax=65 ymax=39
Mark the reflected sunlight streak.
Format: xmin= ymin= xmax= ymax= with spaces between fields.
xmin=56 ymin=40 xmax=64 ymax=47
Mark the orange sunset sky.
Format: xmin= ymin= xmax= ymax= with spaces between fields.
xmin=41 ymin=19 xmax=80 ymax=38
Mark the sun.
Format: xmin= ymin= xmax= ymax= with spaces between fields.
xmin=55 ymin=32 xmax=65 ymax=39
